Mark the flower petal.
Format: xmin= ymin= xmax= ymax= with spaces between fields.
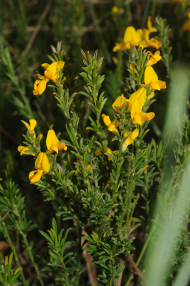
xmin=46 ymin=130 xmax=59 ymax=151
xmin=150 ymin=82 xmax=161 ymax=90
xmin=112 ymin=94 xmax=128 ymax=112
xmin=131 ymin=100 xmax=141 ymax=119
xmin=36 ymin=73 xmax=45 ymax=80
xmin=51 ymin=145 xmax=59 ymax=154
xmin=38 ymin=79 xmax=48 ymax=95
xmin=133 ymin=114 xmax=142 ymax=125
xmin=131 ymin=128 xmax=139 ymax=140
xmin=148 ymin=38 xmax=162 ymax=49
xmin=124 ymin=26 xmax=140 ymax=45
xmin=29 ymin=170 xmax=43 ymax=183
xmin=41 ymin=153 xmax=50 ymax=173
xmin=57 ymin=142 xmax=67 ymax=151
xmin=41 ymin=63 xmax=49 ymax=70
xmin=29 ymin=119 xmax=37 ymax=131
xmin=122 ymin=137 xmax=133 ymax=152
xmin=56 ymin=61 xmax=65 ymax=71
xmin=102 ymin=114 xmax=111 ymax=127
xmin=21 ymin=120 xmax=30 ymax=130
xmin=46 ymin=62 xmax=57 ymax=74
xmin=123 ymin=131 xmax=130 ymax=139
xmin=157 ymin=80 xmax=166 ymax=89
xmin=144 ymin=66 xmax=158 ymax=85
xmin=108 ymin=119 xmax=118 ymax=133
xmin=95 ymin=147 xmax=104 ymax=156
xmin=44 ymin=70 xmax=58 ymax=82
xmin=33 ymin=80 xmax=41 ymax=95
xmin=35 ymin=152 xmax=43 ymax=169
xmin=146 ymin=112 xmax=155 ymax=121
xmin=147 ymin=16 xmax=157 ymax=33
xmin=18 ymin=145 xmax=36 ymax=156
xmin=129 ymin=88 xmax=146 ymax=106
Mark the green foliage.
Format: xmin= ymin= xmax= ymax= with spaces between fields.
xmin=40 ymin=219 xmax=80 ymax=285
xmin=0 ymin=253 xmax=22 ymax=286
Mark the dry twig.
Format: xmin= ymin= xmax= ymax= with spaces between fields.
xmin=23 ymin=1 xmax=52 ymax=55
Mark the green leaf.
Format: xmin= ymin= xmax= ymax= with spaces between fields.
xmin=0 ymin=196 xmax=8 ymax=205
xmin=39 ymin=231 xmax=54 ymax=245
xmin=116 ymin=264 xmax=125 ymax=276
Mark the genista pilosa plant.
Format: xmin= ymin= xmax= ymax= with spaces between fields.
xmin=15 ymin=16 xmax=166 ymax=285
xmin=4 ymin=16 xmax=190 ymax=286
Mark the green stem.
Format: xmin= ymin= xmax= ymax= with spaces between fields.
xmin=142 ymin=0 xmax=152 ymax=29
xmin=21 ymin=233 xmax=44 ymax=286
xmin=125 ymin=226 xmax=155 ymax=286
xmin=88 ymin=0 xmax=111 ymax=64
xmin=69 ymin=123 xmax=92 ymax=191
xmin=0 ymin=218 xmax=27 ymax=286
xmin=113 ymin=141 xmax=124 ymax=193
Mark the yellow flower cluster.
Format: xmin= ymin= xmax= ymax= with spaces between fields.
xmin=113 ymin=16 xmax=162 ymax=52
xmin=33 ymin=61 xmax=65 ymax=95
xmin=101 ymin=52 xmax=166 ymax=152
xmin=112 ymin=5 xmax=124 ymax=14
xmin=18 ymin=120 xmax=67 ymax=183
xmin=183 ymin=13 xmax=190 ymax=31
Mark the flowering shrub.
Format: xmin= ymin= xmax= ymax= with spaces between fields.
xmin=1 ymin=2 xmax=190 ymax=286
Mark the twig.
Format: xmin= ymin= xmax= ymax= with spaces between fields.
xmin=23 ymin=1 xmax=52 ymax=55
xmin=81 ymin=230 xmax=100 ymax=286
xmin=2 ymin=212 xmax=10 ymax=221
xmin=0 ymin=125 xmax=19 ymax=144
xmin=116 ymin=259 xmax=124 ymax=286
xmin=3 ymin=26 xmax=49 ymax=35
xmin=136 ymin=0 xmax=142 ymax=26
xmin=127 ymin=256 xmax=145 ymax=282
xmin=125 ymin=227 xmax=155 ymax=286
xmin=1 ymin=37 xmax=17 ymax=57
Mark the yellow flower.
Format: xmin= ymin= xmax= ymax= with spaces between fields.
xmin=144 ymin=66 xmax=166 ymax=90
xmin=173 ymin=0 xmax=187 ymax=5
xmin=127 ymin=88 xmax=155 ymax=126
xmin=102 ymin=114 xmax=119 ymax=134
xmin=112 ymin=6 xmax=124 ymax=14
xmin=95 ymin=147 xmax=118 ymax=161
xmin=147 ymin=38 xmax=162 ymax=49
xmin=133 ymin=110 xmax=155 ymax=126
xmin=138 ymin=17 xmax=161 ymax=50
xmin=18 ymin=146 xmax=36 ymax=156
xmin=113 ymin=43 xmax=128 ymax=52
xmin=183 ymin=19 xmax=190 ymax=31
xmin=29 ymin=152 xmax=50 ymax=183
xmin=113 ymin=17 xmax=161 ymax=52
xmin=147 ymin=50 xmax=162 ymax=66
xmin=21 ymin=119 xmax=37 ymax=133
xmin=112 ymin=94 xmax=128 ymax=113
xmin=137 ymin=29 xmax=161 ymax=50
xmin=119 ymin=8 xmax=124 ymax=14
xmin=33 ymin=61 xmax=65 ymax=95
xmin=123 ymin=26 xmax=141 ymax=49
xmin=147 ymin=16 xmax=157 ymax=33
xmin=127 ymin=88 xmax=147 ymax=112
xmin=122 ymin=129 xmax=139 ymax=152
xmin=46 ymin=129 xmax=67 ymax=154
xmin=113 ymin=26 xmax=141 ymax=51
xmin=130 ymin=63 xmax=135 ymax=74
xmin=77 ymin=159 xmax=92 ymax=172
xmin=112 ymin=5 xmax=119 ymax=13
